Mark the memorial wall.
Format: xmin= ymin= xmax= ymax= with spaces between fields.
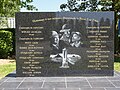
xmin=16 ymin=12 xmax=114 ymax=77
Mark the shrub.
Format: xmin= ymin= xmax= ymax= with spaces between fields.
xmin=0 ymin=30 xmax=13 ymax=58
xmin=115 ymin=56 xmax=120 ymax=62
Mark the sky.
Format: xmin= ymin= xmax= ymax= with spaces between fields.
xmin=21 ymin=0 xmax=67 ymax=12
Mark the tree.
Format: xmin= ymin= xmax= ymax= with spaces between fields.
xmin=99 ymin=0 xmax=120 ymax=12
xmin=79 ymin=0 xmax=100 ymax=11
xmin=60 ymin=0 xmax=120 ymax=13
xmin=60 ymin=0 xmax=79 ymax=11
xmin=0 ymin=0 xmax=37 ymax=17
xmin=60 ymin=0 xmax=100 ymax=11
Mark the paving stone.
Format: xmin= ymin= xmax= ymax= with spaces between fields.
xmin=43 ymin=82 xmax=65 ymax=88
xmin=0 ymin=71 xmax=120 ymax=89
xmin=111 ymin=81 xmax=120 ymax=87
xmin=114 ymin=72 xmax=119 ymax=76
xmin=6 ymin=78 xmax=24 ymax=82
xmin=29 ymin=88 xmax=53 ymax=90
xmin=67 ymin=81 xmax=90 ymax=88
xmin=80 ymin=88 xmax=105 ymax=90
xmin=45 ymin=77 xmax=65 ymax=82
xmin=105 ymin=88 xmax=120 ymax=90
xmin=90 ymin=82 xmax=115 ymax=88
xmin=3 ymin=88 xmax=28 ymax=90
xmin=87 ymin=78 xmax=108 ymax=82
xmin=115 ymin=72 xmax=120 ymax=76
xmin=0 ymin=81 xmax=2 ymax=85
xmin=24 ymin=77 xmax=44 ymax=82
xmin=17 ymin=82 xmax=42 ymax=89
xmin=66 ymin=77 xmax=87 ymax=82
xmin=55 ymin=88 xmax=79 ymax=90
xmin=0 ymin=82 xmax=20 ymax=89
xmin=0 ymin=77 xmax=9 ymax=83
xmin=106 ymin=76 xmax=120 ymax=81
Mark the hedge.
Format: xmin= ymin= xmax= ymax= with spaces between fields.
xmin=0 ymin=30 xmax=13 ymax=58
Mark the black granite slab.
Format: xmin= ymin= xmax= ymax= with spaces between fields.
xmin=16 ymin=12 xmax=114 ymax=77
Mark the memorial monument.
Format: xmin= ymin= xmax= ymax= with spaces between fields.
xmin=16 ymin=12 xmax=114 ymax=77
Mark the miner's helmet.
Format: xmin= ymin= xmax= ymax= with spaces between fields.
xmin=60 ymin=24 xmax=70 ymax=32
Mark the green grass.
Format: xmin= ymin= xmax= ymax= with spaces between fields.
xmin=114 ymin=56 xmax=120 ymax=72
xmin=0 ymin=62 xmax=16 ymax=79
xmin=114 ymin=62 xmax=120 ymax=72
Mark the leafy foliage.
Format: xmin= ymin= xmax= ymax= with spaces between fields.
xmin=0 ymin=0 xmax=19 ymax=17
xmin=60 ymin=0 xmax=100 ymax=11
xmin=60 ymin=0 xmax=120 ymax=13
xmin=0 ymin=0 xmax=37 ymax=17
xmin=20 ymin=0 xmax=38 ymax=11
xmin=0 ymin=30 xmax=13 ymax=58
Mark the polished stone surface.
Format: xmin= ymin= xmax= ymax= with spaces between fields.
xmin=0 ymin=71 xmax=120 ymax=90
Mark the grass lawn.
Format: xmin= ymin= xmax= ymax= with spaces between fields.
xmin=114 ymin=56 xmax=120 ymax=72
xmin=114 ymin=62 xmax=120 ymax=72
xmin=0 ymin=61 xmax=16 ymax=79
